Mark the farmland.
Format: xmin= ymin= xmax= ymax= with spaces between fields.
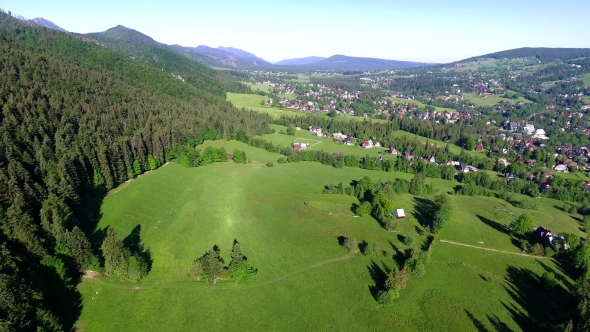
xmin=76 ymin=151 xmax=578 ymax=331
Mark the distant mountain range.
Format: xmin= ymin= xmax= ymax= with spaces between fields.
xmin=275 ymin=56 xmax=327 ymax=66
xmin=30 ymin=17 xmax=67 ymax=32
xmin=29 ymin=17 xmax=590 ymax=72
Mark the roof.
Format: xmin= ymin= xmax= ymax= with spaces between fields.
xmin=395 ymin=209 xmax=405 ymax=218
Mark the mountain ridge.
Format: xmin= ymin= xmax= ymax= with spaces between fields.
xmin=30 ymin=17 xmax=67 ymax=32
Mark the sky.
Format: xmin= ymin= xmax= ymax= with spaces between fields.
xmin=3 ymin=0 xmax=590 ymax=63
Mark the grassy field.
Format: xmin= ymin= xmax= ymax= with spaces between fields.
xmin=461 ymin=92 xmax=531 ymax=107
xmin=554 ymin=170 xmax=590 ymax=181
xmin=228 ymin=92 xmax=388 ymax=123
xmin=387 ymin=97 xmax=457 ymax=113
xmin=258 ymin=124 xmax=391 ymax=158
xmin=391 ymin=130 xmax=482 ymax=158
xmin=582 ymin=73 xmax=590 ymax=86
xmin=76 ymin=155 xmax=579 ymax=331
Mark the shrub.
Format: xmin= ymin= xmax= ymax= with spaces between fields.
xmin=277 ymin=157 xmax=287 ymax=164
xmin=376 ymin=290 xmax=393 ymax=305
xmin=384 ymin=219 xmax=398 ymax=231
xmin=266 ymin=162 xmax=274 ymax=167
xmin=402 ymin=234 xmax=415 ymax=246
xmin=342 ymin=237 xmax=357 ymax=252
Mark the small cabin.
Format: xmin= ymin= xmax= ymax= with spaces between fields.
xmin=394 ymin=209 xmax=405 ymax=219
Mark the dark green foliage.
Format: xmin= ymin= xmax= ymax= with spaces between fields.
xmin=431 ymin=194 xmax=452 ymax=233
xmin=201 ymin=248 xmax=224 ymax=285
xmin=192 ymin=241 xmax=256 ymax=284
xmin=343 ymin=237 xmax=357 ymax=252
xmin=355 ymin=202 xmax=372 ymax=217
xmin=376 ymin=290 xmax=393 ymax=306
xmin=510 ymin=214 xmax=534 ymax=236
xmin=402 ymin=234 xmax=415 ymax=246
xmin=232 ymin=149 xmax=247 ymax=164
xmin=266 ymin=162 xmax=274 ymax=167
xmin=362 ymin=241 xmax=378 ymax=256
xmin=100 ymin=226 xmax=149 ymax=282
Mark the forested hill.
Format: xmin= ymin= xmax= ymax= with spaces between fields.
xmin=0 ymin=12 xmax=271 ymax=331
xmin=463 ymin=47 xmax=590 ymax=62
xmin=83 ymin=26 xmax=252 ymax=94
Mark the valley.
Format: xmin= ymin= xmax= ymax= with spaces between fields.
xmin=1 ymin=5 xmax=590 ymax=332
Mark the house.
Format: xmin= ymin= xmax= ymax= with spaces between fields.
xmin=404 ymin=152 xmax=414 ymax=163
xmin=425 ymin=155 xmax=436 ymax=164
xmin=534 ymin=227 xmax=553 ymax=240
xmin=523 ymin=123 xmax=535 ymax=135
xmin=362 ymin=140 xmax=374 ymax=148
xmin=333 ymin=132 xmax=344 ymax=140
xmin=389 ymin=147 xmax=398 ymax=156
xmin=533 ymin=129 xmax=548 ymax=140
xmin=394 ymin=209 xmax=405 ymax=219
xmin=309 ymin=126 xmax=322 ymax=136
xmin=457 ymin=163 xmax=470 ymax=173
xmin=475 ymin=143 xmax=484 ymax=152
xmin=505 ymin=121 xmax=520 ymax=132
xmin=540 ymin=182 xmax=551 ymax=192
xmin=505 ymin=173 xmax=516 ymax=180
xmin=343 ymin=137 xmax=353 ymax=145
xmin=293 ymin=142 xmax=309 ymax=151
xmin=554 ymin=164 xmax=569 ymax=172
xmin=332 ymin=152 xmax=341 ymax=159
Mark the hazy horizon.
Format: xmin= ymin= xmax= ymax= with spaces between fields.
xmin=4 ymin=0 xmax=590 ymax=63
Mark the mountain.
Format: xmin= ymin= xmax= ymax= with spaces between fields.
xmin=464 ymin=47 xmax=590 ymax=62
xmin=275 ymin=56 xmax=326 ymax=66
xmin=83 ymin=26 xmax=253 ymax=94
xmin=295 ymin=54 xmax=429 ymax=71
xmin=192 ymin=45 xmax=272 ymax=67
xmin=30 ymin=17 xmax=67 ymax=32
xmin=0 ymin=11 xmax=272 ymax=331
xmin=217 ymin=46 xmax=262 ymax=60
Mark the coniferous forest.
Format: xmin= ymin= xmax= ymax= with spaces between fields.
xmin=0 ymin=12 xmax=271 ymax=331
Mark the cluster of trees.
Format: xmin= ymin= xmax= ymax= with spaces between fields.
xmin=189 ymin=241 xmax=256 ymax=284
xmin=430 ymin=194 xmax=452 ymax=233
xmin=323 ymin=174 xmax=435 ymax=230
xmin=0 ymin=13 xmax=273 ymax=331
xmin=376 ymin=236 xmax=437 ymax=305
xmin=101 ymin=226 xmax=151 ymax=282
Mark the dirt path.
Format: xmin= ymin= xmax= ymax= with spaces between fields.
xmin=83 ymin=250 xmax=360 ymax=291
xmin=439 ymin=240 xmax=549 ymax=259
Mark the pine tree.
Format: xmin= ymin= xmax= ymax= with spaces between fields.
xmin=202 ymin=248 xmax=224 ymax=284
xmin=230 ymin=241 xmax=244 ymax=267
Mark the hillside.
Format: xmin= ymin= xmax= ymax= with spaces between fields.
xmin=300 ymin=54 xmax=430 ymax=70
xmin=191 ymin=45 xmax=272 ymax=67
xmin=275 ymin=56 xmax=327 ymax=66
xmin=84 ymin=26 xmax=251 ymax=94
xmin=0 ymin=12 xmax=271 ymax=331
xmin=463 ymin=47 xmax=590 ymax=62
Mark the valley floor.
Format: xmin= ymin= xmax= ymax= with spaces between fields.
xmin=76 ymin=156 xmax=578 ymax=331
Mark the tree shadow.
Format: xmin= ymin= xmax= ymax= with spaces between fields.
xmin=388 ymin=240 xmax=407 ymax=268
xmin=502 ymin=265 xmax=574 ymax=331
xmin=412 ymin=197 xmax=435 ymax=227
xmin=537 ymin=260 xmax=573 ymax=290
xmin=367 ymin=260 xmax=389 ymax=301
xmin=476 ymin=215 xmax=509 ymax=235
xmin=123 ymin=225 xmax=153 ymax=273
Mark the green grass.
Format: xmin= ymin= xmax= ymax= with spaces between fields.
xmin=461 ymin=92 xmax=531 ymax=107
xmin=554 ymin=170 xmax=590 ymax=181
xmin=258 ymin=125 xmax=391 ymax=158
xmin=582 ymin=73 xmax=590 ymax=86
xmin=199 ymin=140 xmax=283 ymax=164
xmin=76 ymin=161 xmax=576 ymax=331
xmin=386 ymin=97 xmax=457 ymax=113
xmin=390 ymin=131 xmax=482 ymax=158
xmin=227 ymin=92 xmax=310 ymax=118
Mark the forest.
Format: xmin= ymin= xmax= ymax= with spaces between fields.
xmin=0 ymin=12 xmax=271 ymax=331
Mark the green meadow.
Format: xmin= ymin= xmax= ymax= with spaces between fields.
xmin=390 ymin=130 xmax=482 ymax=158
xmin=386 ymin=97 xmax=457 ymax=114
xmin=461 ymin=92 xmax=531 ymax=107
xmin=76 ymin=142 xmax=580 ymax=331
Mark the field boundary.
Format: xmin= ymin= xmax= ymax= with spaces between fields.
xmin=439 ymin=240 xmax=549 ymax=259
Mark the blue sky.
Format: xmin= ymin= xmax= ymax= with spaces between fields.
xmin=3 ymin=0 xmax=589 ymax=63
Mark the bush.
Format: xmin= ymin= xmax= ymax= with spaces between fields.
xmin=376 ymin=290 xmax=393 ymax=306
xmin=362 ymin=241 xmax=378 ymax=256
xmin=266 ymin=162 xmax=274 ymax=167
xmin=517 ymin=198 xmax=540 ymax=210
xmin=384 ymin=219 xmax=398 ymax=231
xmin=277 ymin=157 xmax=287 ymax=164
xmin=569 ymin=204 xmax=578 ymax=214
xmin=402 ymin=234 xmax=415 ymax=246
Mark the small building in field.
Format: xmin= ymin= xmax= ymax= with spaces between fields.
xmin=394 ymin=209 xmax=405 ymax=219
xmin=362 ymin=140 xmax=374 ymax=148
xmin=390 ymin=147 xmax=398 ymax=156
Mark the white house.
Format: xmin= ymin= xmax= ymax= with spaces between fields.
xmin=554 ymin=164 xmax=569 ymax=172
xmin=533 ymin=129 xmax=548 ymax=140
xmin=309 ymin=126 xmax=322 ymax=136
xmin=394 ymin=209 xmax=405 ymax=219
xmin=523 ymin=124 xmax=535 ymax=135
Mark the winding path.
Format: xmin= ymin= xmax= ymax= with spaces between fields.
xmin=439 ymin=240 xmax=549 ymax=259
